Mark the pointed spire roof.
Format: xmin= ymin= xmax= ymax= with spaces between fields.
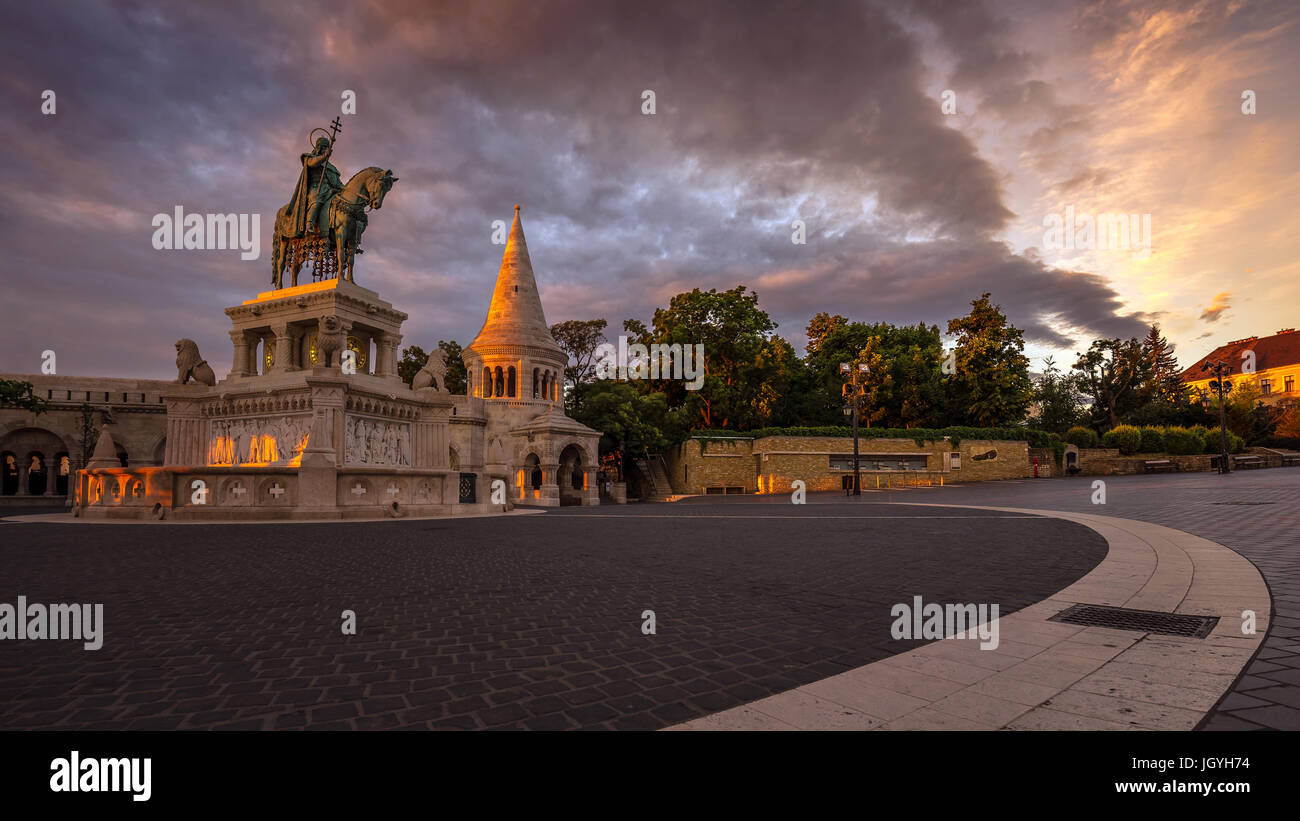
xmin=469 ymin=206 xmax=563 ymax=355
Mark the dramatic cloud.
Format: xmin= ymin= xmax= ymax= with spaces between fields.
xmin=1200 ymin=291 xmax=1232 ymax=323
xmin=0 ymin=0 xmax=1294 ymax=379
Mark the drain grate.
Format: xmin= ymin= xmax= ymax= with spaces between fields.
xmin=1049 ymin=604 xmax=1219 ymax=638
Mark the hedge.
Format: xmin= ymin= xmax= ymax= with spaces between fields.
xmin=1064 ymin=426 xmax=1098 ymax=449
xmin=1162 ymin=427 xmax=1202 ymax=455
xmin=1138 ymin=427 xmax=1165 ymax=454
xmin=1101 ymin=424 xmax=1142 ymax=455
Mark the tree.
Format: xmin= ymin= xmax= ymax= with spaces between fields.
xmin=0 ymin=379 xmax=49 ymax=415
xmin=569 ymin=381 xmax=679 ymax=454
xmin=550 ymin=319 xmax=609 ymax=404
xmin=1030 ymin=356 xmax=1084 ymax=434
xmin=1139 ymin=324 xmax=1186 ymax=404
xmin=397 ymin=345 xmax=428 ymax=388
xmin=805 ymin=312 xmax=848 ymax=356
xmin=1072 ymin=337 xmax=1148 ymax=430
xmin=397 ymin=342 xmax=466 ymax=393
xmin=438 ymin=340 xmax=467 ymax=395
xmin=643 ymin=286 xmax=777 ymax=429
xmin=805 ymin=320 xmax=945 ymax=427
xmin=751 ymin=335 xmax=821 ymax=428
xmin=945 ymin=294 xmax=1033 ymax=427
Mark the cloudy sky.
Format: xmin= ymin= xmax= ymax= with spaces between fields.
xmin=2 ymin=0 xmax=1296 ymax=380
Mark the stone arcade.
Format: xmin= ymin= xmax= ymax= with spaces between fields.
xmin=69 ymin=205 xmax=600 ymax=519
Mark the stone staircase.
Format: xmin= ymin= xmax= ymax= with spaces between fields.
xmin=633 ymin=455 xmax=674 ymax=502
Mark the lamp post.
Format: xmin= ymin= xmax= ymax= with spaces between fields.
xmin=841 ymin=362 xmax=869 ymax=496
xmin=1199 ymin=359 xmax=1233 ymax=474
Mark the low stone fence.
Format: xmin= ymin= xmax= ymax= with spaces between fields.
xmin=73 ymin=465 xmax=498 ymax=520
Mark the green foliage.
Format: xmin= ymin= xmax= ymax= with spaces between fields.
xmin=397 ymin=345 xmax=426 ymax=387
xmin=1138 ymin=324 xmax=1186 ymax=405
xmin=635 ymin=285 xmax=778 ymax=430
xmin=1101 ymin=424 xmax=1142 ymax=455
xmin=1161 ymin=426 xmax=1201 ymax=455
xmin=1064 ymin=426 xmax=1099 ymax=449
xmin=944 ymin=294 xmax=1033 ymax=427
xmin=684 ymin=425 xmax=1059 ymax=450
xmin=550 ymin=319 xmax=608 ymax=388
xmin=1073 ymin=337 xmax=1148 ymax=429
xmin=438 ymin=340 xmax=467 ymax=395
xmin=1031 ymin=357 xmax=1084 ymax=434
xmin=0 ymin=379 xmax=48 ymax=415
xmin=569 ymin=381 xmax=680 ymax=454
xmin=1138 ymin=426 xmax=1164 ymax=454
xmin=806 ymin=319 xmax=945 ymax=428
xmin=1200 ymin=426 xmax=1245 ymax=455
xmin=396 ymin=342 xmax=466 ymax=394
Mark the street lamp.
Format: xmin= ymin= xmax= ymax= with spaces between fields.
xmin=1199 ymin=359 xmax=1234 ymax=474
xmin=841 ymin=362 xmax=869 ymax=496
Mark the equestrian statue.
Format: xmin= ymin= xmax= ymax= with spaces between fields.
xmin=272 ymin=118 xmax=399 ymax=289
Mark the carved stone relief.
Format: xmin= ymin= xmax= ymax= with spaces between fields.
xmin=344 ymin=415 xmax=412 ymax=466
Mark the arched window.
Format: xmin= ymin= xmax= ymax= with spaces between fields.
xmin=1 ymin=452 xmax=17 ymax=496
xmin=550 ymin=371 xmax=558 ymax=401
xmin=494 ymin=367 xmax=504 ymax=397
xmin=26 ymin=453 xmax=46 ymax=495
xmin=532 ymin=368 xmax=539 ymax=398
xmin=507 ymin=366 xmax=517 ymax=397
xmin=483 ymin=367 xmax=492 ymax=397
xmin=542 ymin=372 xmax=550 ymax=400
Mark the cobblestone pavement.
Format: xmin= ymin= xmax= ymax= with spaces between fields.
xmin=693 ymin=469 xmax=1297 ymax=730
xmin=0 ymin=507 xmax=1103 ymax=730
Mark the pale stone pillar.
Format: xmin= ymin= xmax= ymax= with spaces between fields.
xmin=229 ymin=330 xmax=252 ymax=378
xmin=272 ymin=324 xmax=293 ymax=373
xmin=16 ymin=463 xmax=28 ymax=496
xmin=374 ymin=333 xmax=392 ymax=377
xmin=540 ymin=463 xmax=560 ymax=506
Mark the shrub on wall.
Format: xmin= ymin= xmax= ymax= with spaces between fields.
xmin=1228 ymin=432 xmax=1246 ymax=454
xmin=1162 ymin=427 xmax=1201 ymax=455
xmin=1138 ymin=427 xmax=1164 ymax=454
xmin=1064 ymin=426 xmax=1099 ymax=449
xmin=1101 ymin=424 xmax=1142 ymax=455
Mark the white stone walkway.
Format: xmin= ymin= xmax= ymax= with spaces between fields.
xmin=668 ymin=506 xmax=1270 ymax=730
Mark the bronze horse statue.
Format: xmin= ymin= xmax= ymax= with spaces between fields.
xmin=271 ymin=166 xmax=398 ymax=289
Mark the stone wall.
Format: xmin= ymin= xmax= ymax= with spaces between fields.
xmin=664 ymin=434 xmax=1034 ymax=495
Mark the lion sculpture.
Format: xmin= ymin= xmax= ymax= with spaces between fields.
xmin=412 ymin=349 xmax=447 ymax=392
xmin=175 ymin=339 xmax=216 ymax=386
xmin=316 ymin=315 xmax=345 ymax=368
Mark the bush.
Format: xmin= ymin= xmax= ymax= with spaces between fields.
xmin=1229 ymin=432 xmax=1245 ymax=454
xmin=1162 ymin=426 xmax=1201 ymax=455
xmin=1186 ymin=425 xmax=1210 ymax=452
xmin=1138 ymin=427 xmax=1164 ymax=454
xmin=1064 ymin=426 xmax=1098 ymax=449
xmin=1101 ymin=424 xmax=1142 ymax=455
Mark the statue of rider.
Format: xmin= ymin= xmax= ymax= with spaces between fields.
xmin=286 ymin=136 xmax=343 ymax=237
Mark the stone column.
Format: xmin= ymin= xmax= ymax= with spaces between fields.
xmin=163 ymin=398 xmax=206 ymax=466
xmin=45 ymin=458 xmax=59 ymax=496
xmin=15 ymin=463 xmax=28 ymax=496
xmin=540 ymin=463 xmax=560 ymax=506
xmin=272 ymin=323 xmax=293 ymax=373
xmin=229 ymin=330 xmax=252 ymax=378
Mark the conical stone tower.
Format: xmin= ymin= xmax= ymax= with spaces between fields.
xmin=464 ymin=206 xmax=567 ymax=405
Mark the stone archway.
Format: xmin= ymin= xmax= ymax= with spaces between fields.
xmin=558 ymin=443 xmax=586 ymax=506
xmin=0 ymin=427 xmax=68 ymax=498
xmin=520 ymin=452 xmax=542 ymax=501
